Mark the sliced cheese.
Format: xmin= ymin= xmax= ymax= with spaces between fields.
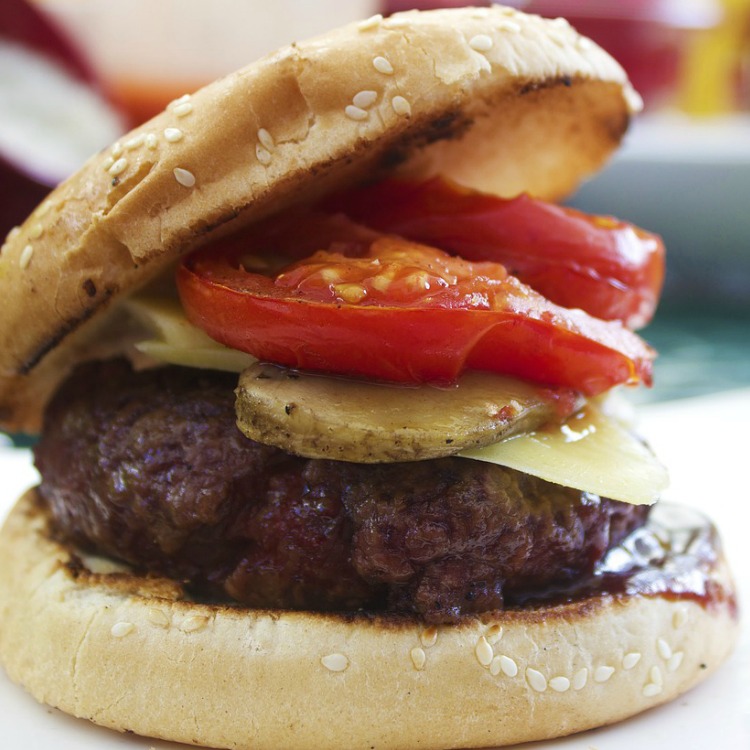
xmin=459 ymin=403 xmax=668 ymax=505
xmin=125 ymin=294 xmax=665 ymax=505
xmin=126 ymin=295 xmax=256 ymax=372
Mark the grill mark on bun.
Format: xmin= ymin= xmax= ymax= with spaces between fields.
xmin=18 ymin=287 xmax=116 ymax=376
xmin=380 ymin=109 xmax=471 ymax=169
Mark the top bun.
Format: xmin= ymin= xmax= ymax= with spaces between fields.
xmin=0 ymin=6 xmax=640 ymax=433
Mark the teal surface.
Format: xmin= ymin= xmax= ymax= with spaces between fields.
xmin=636 ymin=304 xmax=750 ymax=404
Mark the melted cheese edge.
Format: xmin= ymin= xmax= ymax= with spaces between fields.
xmin=459 ymin=402 xmax=667 ymax=505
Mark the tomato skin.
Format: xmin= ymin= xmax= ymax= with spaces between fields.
xmin=177 ymin=235 xmax=654 ymax=396
xmin=323 ymin=178 xmax=665 ymax=329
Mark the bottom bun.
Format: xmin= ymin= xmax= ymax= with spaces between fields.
xmin=0 ymin=490 xmax=739 ymax=750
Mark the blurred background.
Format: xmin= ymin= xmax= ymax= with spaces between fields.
xmin=1 ymin=0 xmax=749 ymax=416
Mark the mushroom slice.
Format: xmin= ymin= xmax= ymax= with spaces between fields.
xmin=235 ymin=363 xmax=584 ymax=463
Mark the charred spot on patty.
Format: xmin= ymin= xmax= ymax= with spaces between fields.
xmin=33 ymin=359 xmax=649 ymax=624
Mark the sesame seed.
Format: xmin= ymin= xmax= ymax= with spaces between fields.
xmin=170 ymin=94 xmax=191 ymax=107
xmin=125 ymin=134 xmax=145 ymax=150
xmin=469 ymin=34 xmax=494 ymax=53
xmin=628 ymin=89 xmax=645 ymax=113
xmin=526 ymin=668 xmax=547 ymax=693
xmin=256 ymin=145 xmax=272 ymax=165
xmin=420 ymin=627 xmax=438 ymax=648
xmin=111 ymin=621 xmax=135 ymax=638
xmin=345 ymin=105 xmax=369 ymax=121
xmin=358 ymin=14 xmax=383 ymax=31
xmin=164 ymin=127 xmax=184 ymax=143
xmin=102 ymin=156 xmax=115 ymax=171
xmin=353 ymin=90 xmax=378 ymax=109
xmin=7 ymin=226 xmax=21 ymax=240
xmin=672 ymin=607 xmax=689 ymax=629
xmin=486 ymin=624 xmax=503 ymax=644
xmin=173 ymin=101 xmax=193 ymax=117
xmin=257 ymin=128 xmax=275 ymax=151
xmin=475 ymin=636 xmax=494 ymax=667
xmin=576 ymin=36 xmax=594 ymax=51
xmin=594 ymin=665 xmax=615 ymax=683
xmin=180 ymin=614 xmax=208 ymax=633
xmin=623 ymin=652 xmax=642 ymax=670
xmin=147 ymin=608 xmax=170 ymax=628
xmin=145 ymin=133 xmax=159 ymax=150
xmin=321 ymin=653 xmax=349 ymax=672
xmin=477 ymin=55 xmax=492 ymax=74
xmin=37 ymin=200 xmax=53 ymax=217
xmin=392 ymin=96 xmax=411 ymax=117
xmin=109 ymin=158 xmax=128 ymax=176
xmin=489 ymin=657 xmax=503 ymax=676
xmin=548 ymin=31 xmax=568 ymax=47
xmin=373 ymin=56 xmax=394 ymax=75
xmin=551 ymin=17 xmax=571 ymax=29
xmin=29 ymin=223 xmax=43 ymax=240
xmin=497 ymin=20 xmax=522 ymax=33
xmin=385 ymin=17 xmax=409 ymax=28
xmin=643 ymin=682 xmax=663 ymax=698
xmin=174 ymin=167 xmax=196 ymax=188
xmin=650 ymin=665 xmax=663 ymax=686
xmin=19 ymin=244 xmax=34 ymax=269
xmin=410 ymin=647 xmax=427 ymax=670
xmin=572 ymin=668 xmax=588 ymax=690
xmin=549 ymin=676 xmax=571 ymax=693
xmin=657 ymin=638 xmax=673 ymax=660
xmin=667 ymin=651 xmax=684 ymax=672
xmin=497 ymin=655 xmax=517 ymax=677
xmin=111 ymin=142 xmax=123 ymax=158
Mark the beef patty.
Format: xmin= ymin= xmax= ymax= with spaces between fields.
xmin=34 ymin=360 xmax=649 ymax=623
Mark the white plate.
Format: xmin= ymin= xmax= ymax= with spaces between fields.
xmin=1 ymin=390 xmax=748 ymax=749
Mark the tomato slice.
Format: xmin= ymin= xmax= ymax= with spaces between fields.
xmin=177 ymin=230 xmax=654 ymax=396
xmin=323 ymin=178 xmax=665 ymax=329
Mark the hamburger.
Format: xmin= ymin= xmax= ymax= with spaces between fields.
xmin=0 ymin=6 xmax=739 ymax=750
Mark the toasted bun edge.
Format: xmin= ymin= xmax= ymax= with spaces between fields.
xmin=0 ymin=490 xmax=739 ymax=750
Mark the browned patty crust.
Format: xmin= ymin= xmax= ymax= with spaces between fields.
xmin=34 ymin=360 xmax=649 ymax=623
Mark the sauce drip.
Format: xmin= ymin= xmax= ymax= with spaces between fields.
xmin=508 ymin=503 xmax=737 ymax=616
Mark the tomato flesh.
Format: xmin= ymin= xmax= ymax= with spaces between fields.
xmin=323 ymin=178 xmax=665 ymax=329
xmin=177 ymin=232 xmax=654 ymax=396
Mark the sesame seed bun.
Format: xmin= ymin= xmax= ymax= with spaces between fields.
xmin=0 ymin=491 xmax=738 ymax=750
xmin=0 ymin=5 xmax=640 ymax=434
xmin=2 ymin=7 xmax=738 ymax=749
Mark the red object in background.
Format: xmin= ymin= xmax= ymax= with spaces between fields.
xmin=0 ymin=159 xmax=49 ymax=236
xmin=0 ymin=0 xmax=94 ymax=82
xmin=0 ymin=0 xmax=88 ymax=241
xmin=383 ymin=0 xmax=490 ymax=10
xmin=0 ymin=0 xmax=119 ymax=242
xmin=520 ymin=1 xmax=719 ymax=108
